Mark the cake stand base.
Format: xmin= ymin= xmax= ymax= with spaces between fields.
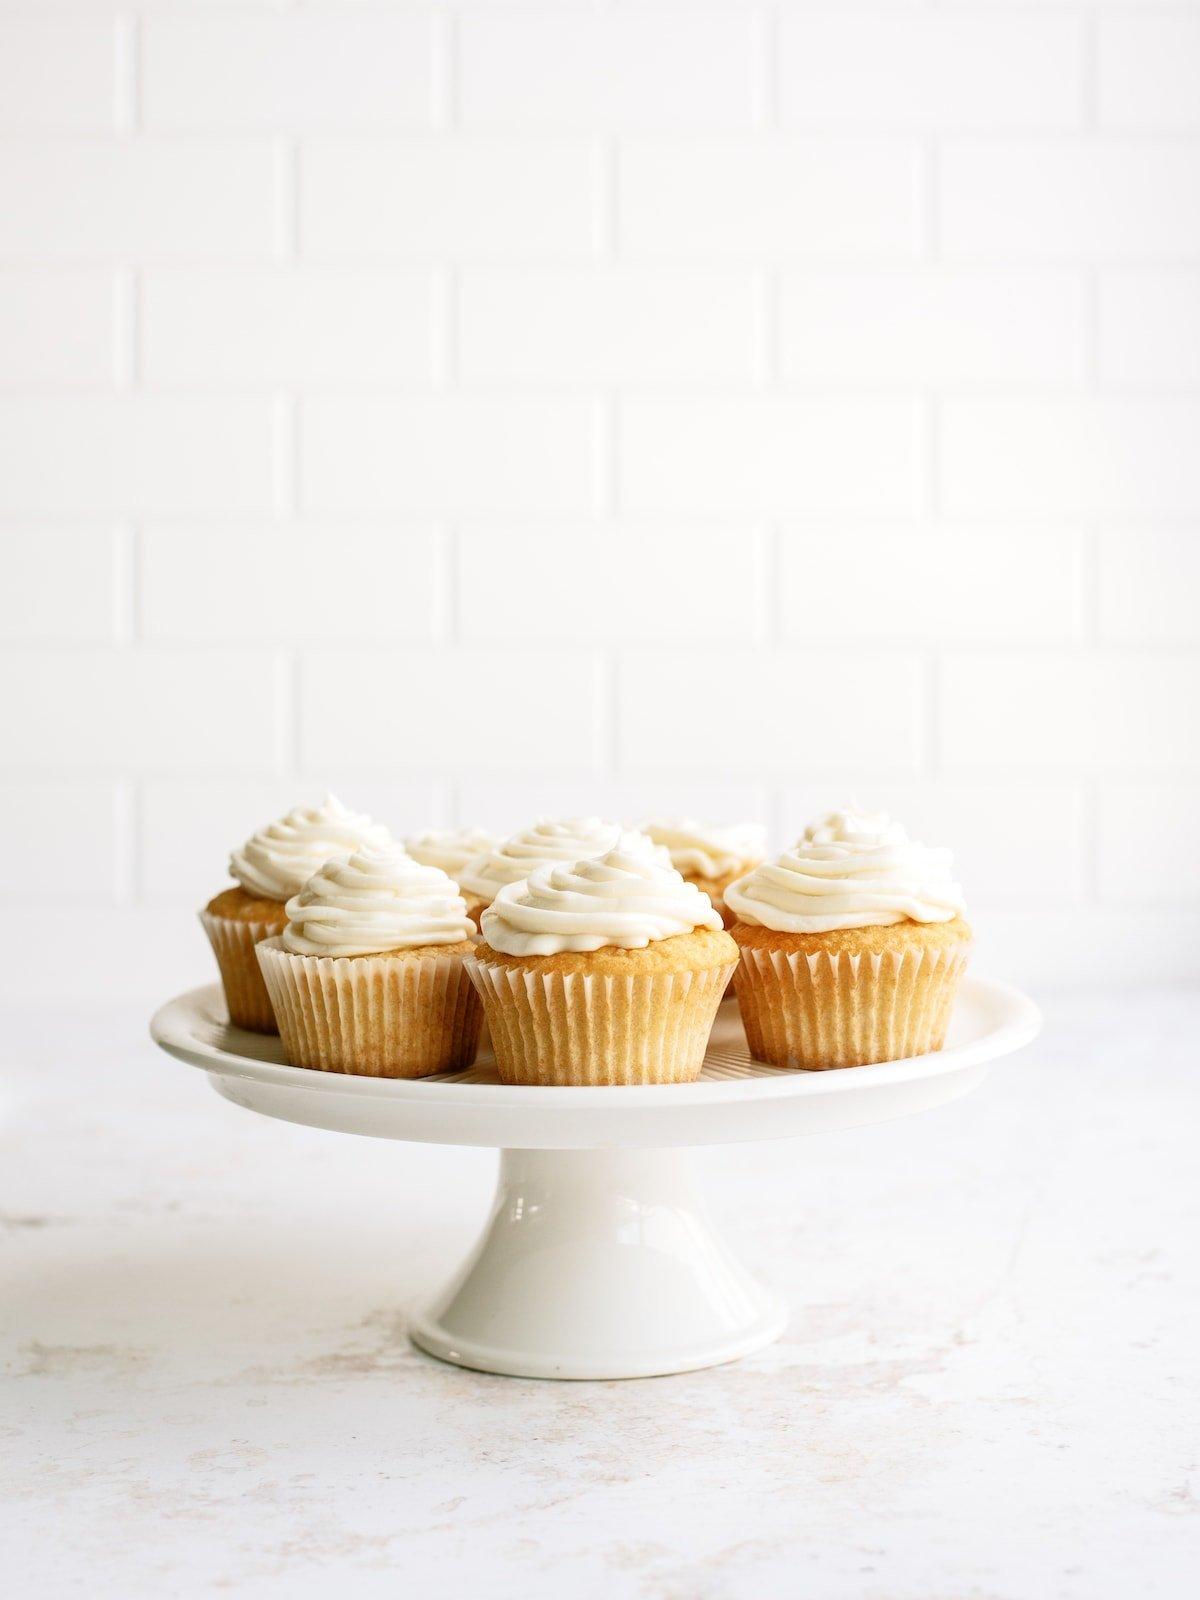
xmin=408 ymin=1148 xmax=788 ymax=1380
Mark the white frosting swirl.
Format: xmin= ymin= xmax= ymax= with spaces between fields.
xmin=457 ymin=817 xmax=662 ymax=905
xmin=230 ymin=794 xmax=391 ymax=902
xmin=481 ymin=845 xmax=724 ymax=957
xmin=404 ymin=826 xmax=498 ymax=879
xmin=643 ymin=817 xmax=767 ymax=881
xmin=282 ymin=846 xmax=475 ymax=957
xmin=724 ymin=807 xmax=966 ymax=934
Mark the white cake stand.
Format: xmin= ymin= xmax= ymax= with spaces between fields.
xmin=150 ymin=977 xmax=1040 ymax=1381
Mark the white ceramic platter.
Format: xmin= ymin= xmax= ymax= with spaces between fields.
xmin=150 ymin=977 xmax=1040 ymax=1381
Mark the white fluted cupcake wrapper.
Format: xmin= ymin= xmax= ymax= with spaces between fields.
xmin=199 ymin=909 xmax=281 ymax=1034
xmin=256 ymin=937 xmax=482 ymax=1079
xmin=733 ymin=941 xmax=971 ymax=1071
xmin=465 ymin=956 xmax=736 ymax=1086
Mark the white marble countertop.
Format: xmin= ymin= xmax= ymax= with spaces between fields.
xmin=4 ymin=990 xmax=1198 ymax=1599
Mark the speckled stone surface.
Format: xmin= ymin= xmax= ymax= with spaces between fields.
xmin=3 ymin=992 xmax=1197 ymax=1599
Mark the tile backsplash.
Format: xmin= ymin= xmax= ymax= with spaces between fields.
xmin=1 ymin=4 xmax=1197 ymax=998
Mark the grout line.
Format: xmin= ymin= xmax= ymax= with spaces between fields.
xmin=112 ymin=267 xmax=138 ymax=391
xmin=271 ymin=393 xmax=299 ymax=521
xmin=113 ymin=12 xmax=138 ymax=137
xmin=112 ymin=520 xmax=137 ymax=644
xmin=762 ymin=523 xmax=782 ymax=645
xmin=596 ymin=653 xmax=618 ymax=777
xmin=114 ymin=780 xmax=138 ymax=907
xmin=921 ymin=651 xmax=940 ymax=781
xmin=272 ymin=139 xmax=300 ymax=264
xmin=755 ymin=4 xmax=779 ymax=133
xmin=1080 ymin=8 xmax=1099 ymax=135
xmin=437 ymin=6 xmax=458 ymax=133
xmin=1080 ymin=524 xmax=1102 ymax=643
xmin=439 ymin=524 xmax=459 ymax=643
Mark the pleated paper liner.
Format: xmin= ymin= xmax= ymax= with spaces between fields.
xmin=256 ymin=938 xmax=482 ymax=1079
xmin=733 ymin=942 xmax=971 ymax=1071
xmin=199 ymin=909 xmax=283 ymax=1034
xmin=466 ymin=957 xmax=736 ymax=1086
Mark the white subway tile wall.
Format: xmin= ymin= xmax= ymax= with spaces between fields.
xmin=1 ymin=5 xmax=1198 ymax=997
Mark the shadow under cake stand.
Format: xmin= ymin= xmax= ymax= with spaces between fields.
xmin=150 ymin=977 xmax=1040 ymax=1381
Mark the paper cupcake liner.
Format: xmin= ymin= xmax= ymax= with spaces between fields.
xmin=256 ymin=938 xmax=481 ymax=1079
xmin=465 ymin=956 xmax=736 ymax=1086
xmin=200 ymin=909 xmax=281 ymax=1034
xmin=734 ymin=941 xmax=971 ymax=1071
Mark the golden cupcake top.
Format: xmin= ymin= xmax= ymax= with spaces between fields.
xmin=725 ymin=806 xmax=966 ymax=934
xmin=480 ymin=844 xmax=724 ymax=956
xmin=282 ymin=846 xmax=475 ymax=957
xmin=230 ymin=794 xmax=391 ymax=903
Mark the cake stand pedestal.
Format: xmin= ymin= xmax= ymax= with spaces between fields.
xmin=150 ymin=978 xmax=1040 ymax=1381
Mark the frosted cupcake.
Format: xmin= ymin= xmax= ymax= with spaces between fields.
xmin=467 ymin=845 xmax=737 ymax=1086
xmin=726 ymin=807 xmax=971 ymax=1071
xmin=457 ymin=817 xmax=661 ymax=928
xmin=201 ymin=794 xmax=391 ymax=1032
xmin=404 ymin=826 xmax=497 ymax=886
xmin=256 ymin=845 xmax=481 ymax=1078
xmin=643 ymin=818 xmax=767 ymax=928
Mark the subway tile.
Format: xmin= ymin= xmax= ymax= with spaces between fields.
xmin=0 ymin=527 xmax=117 ymax=640
xmin=300 ymin=649 xmax=602 ymax=770
xmin=939 ymin=652 xmax=1200 ymax=770
xmin=780 ymin=269 xmax=1084 ymax=386
xmin=457 ymin=525 xmax=764 ymax=641
xmin=1099 ymin=271 xmax=1200 ymax=387
xmin=620 ymin=139 xmax=921 ymax=257
xmin=779 ymin=528 xmax=1082 ymax=641
xmin=781 ymin=14 xmax=1082 ymax=129
xmin=141 ymin=525 xmax=441 ymax=643
xmin=302 ymin=139 xmax=598 ymax=258
xmin=142 ymin=269 xmax=437 ymax=386
xmin=458 ymin=269 xmax=759 ymax=385
xmin=1098 ymin=785 xmax=1200 ymax=902
xmin=0 ymin=142 xmax=275 ymax=258
xmin=459 ymin=12 xmax=757 ymax=130
xmin=617 ymin=649 xmax=923 ymax=771
xmin=0 ymin=649 xmax=283 ymax=771
xmin=0 ymin=398 xmax=276 ymax=514
xmin=0 ymin=20 xmax=115 ymax=131
xmin=0 ymin=269 xmax=115 ymax=386
xmin=619 ymin=399 xmax=921 ymax=514
xmin=940 ymin=141 xmax=1200 ymax=257
xmin=300 ymin=398 xmax=597 ymax=514
xmin=1099 ymin=17 xmax=1200 ymax=130
xmin=941 ymin=400 xmax=1200 ymax=515
xmin=1098 ymin=530 xmax=1200 ymax=643
xmin=143 ymin=14 xmax=435 ymax=131
xmin=0 ymin=782 xmax=120 ymax=900
xmin=454 ymin=779 xmax=771 ymax=842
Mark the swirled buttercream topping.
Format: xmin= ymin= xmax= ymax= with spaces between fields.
xmin=642 ymin=818 xmax=767 ymax=881
xmin=404 ymin=826 xmax=498 ymax=880
xmin=457 ymin=817 xmax=661 ymax=904
xmin=480 ymin=845 xmax=724 ymax=956
xmin=230 ymin=794 xmax=391 ymax=902
xmin=282 ymin=847 xmax=475 ymax=957
xmin=724 ymin=807 xmax=966 ymax=934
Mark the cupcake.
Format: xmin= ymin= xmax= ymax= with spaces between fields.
xmin=256 ymin=846 xmax=481 ymax=1078
xmin=642 ymin=818 xmax=767 ymax=928
xmin=725 ymin=807 xmax=972 ymax=1071
xmin=467 ymin=845 xmax=738 ymax=1086
xmin=456 ymin=816 xmax=662 ymax=928
xmin=404 ymin=826 xmax=498 ymax=886
xmin=200 ymin=794 xmax=391 ymax=1032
